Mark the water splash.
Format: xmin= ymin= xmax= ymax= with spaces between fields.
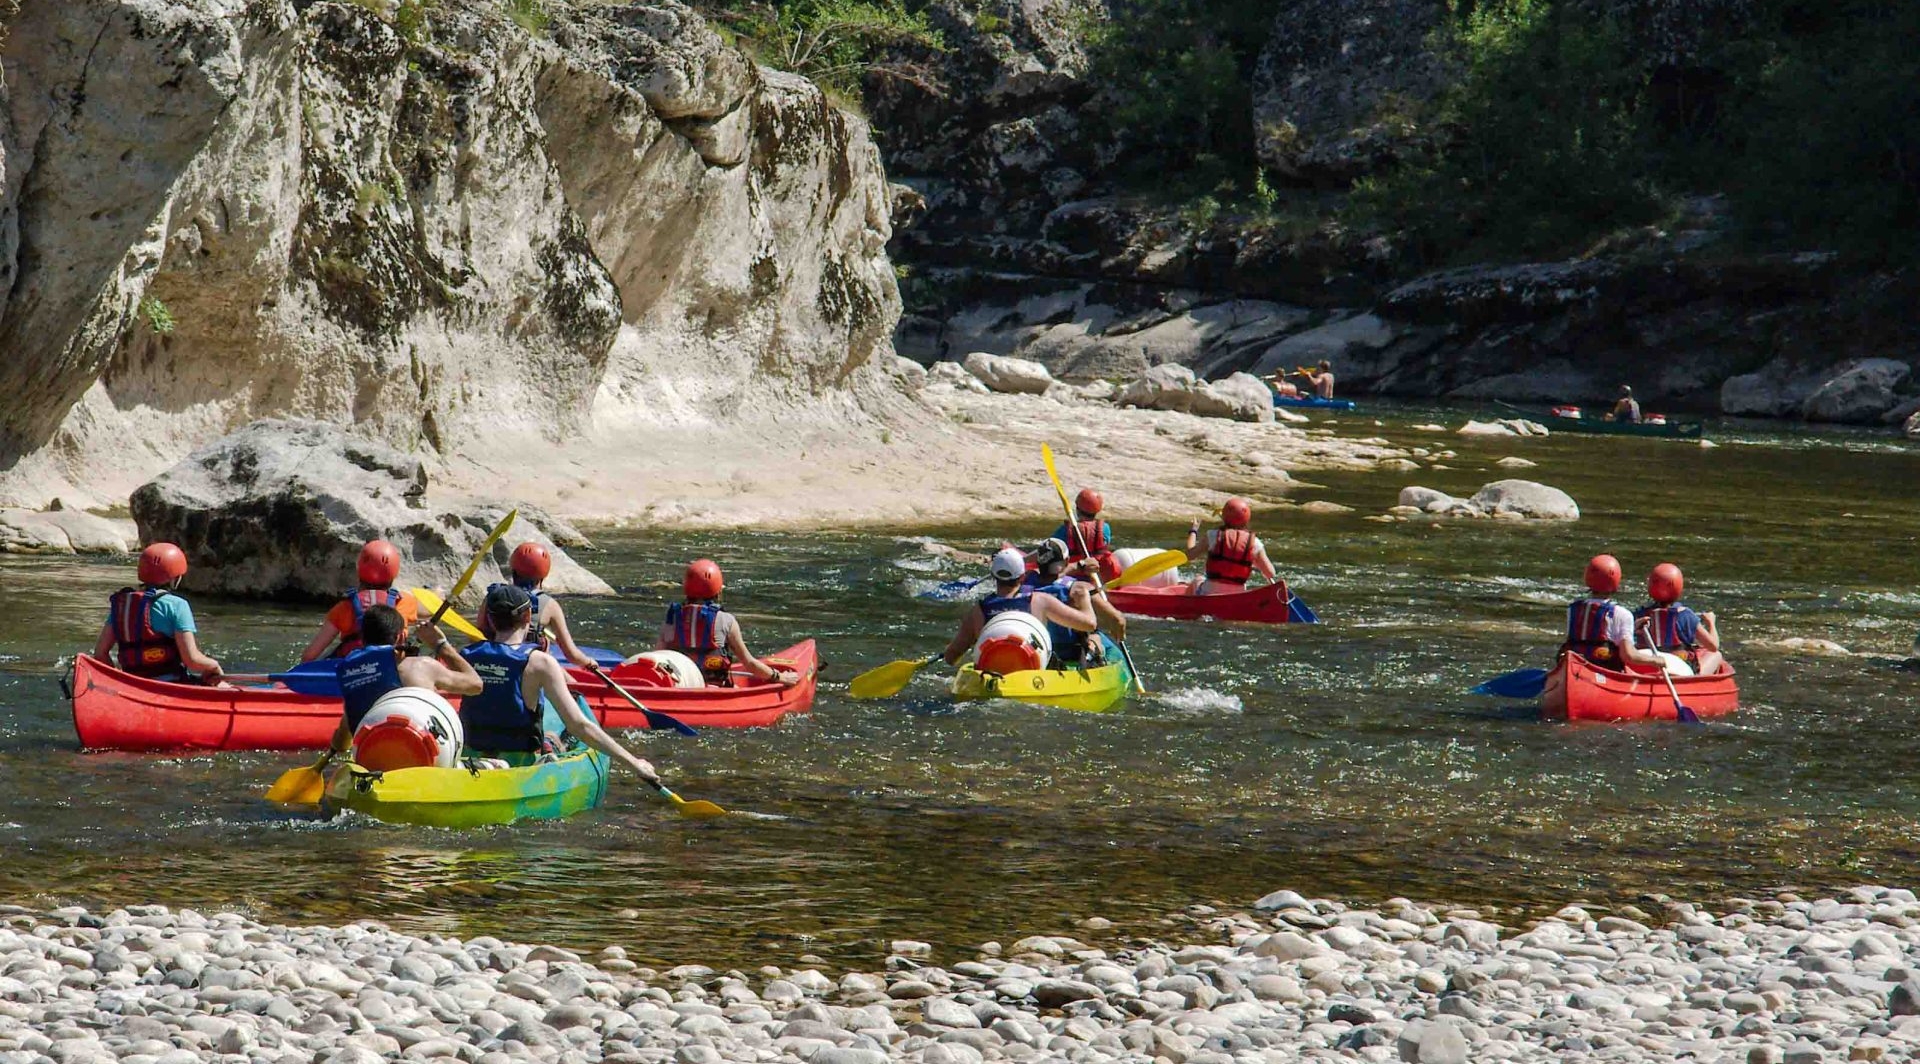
xmin=1155 ymin=688 xmax=1244 ymax=715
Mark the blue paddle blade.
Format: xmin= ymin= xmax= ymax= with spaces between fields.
xmin=1287 ymin=594 xmax=1319 ymax=625
xmin=1674 ymin=701 xmax=1704 ymax=727
xmin=269 ymin=660 xmax=342 ymax=697
xmin=918 ymin=577 xmax=986 ymax=602
xmin=642 ymin=708 xmax=699 ymax=737
xmin=1471 ymin=667 xmax=1550 ymax=698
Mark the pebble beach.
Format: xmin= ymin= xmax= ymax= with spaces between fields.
xmin=8 ymin=887 xmax=1920 ymax=1064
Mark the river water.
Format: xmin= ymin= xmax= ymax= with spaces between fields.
xmin=2 ymin=407 xmax=1917 ymax=970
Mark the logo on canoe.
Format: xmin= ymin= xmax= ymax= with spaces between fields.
xmin=1031 ymin=677 xmax=1045 ymax=690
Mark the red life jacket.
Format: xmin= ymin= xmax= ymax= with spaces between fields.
xmin=1205 ymin=528 xmax=1256 ymax=584
xmin=1635 ymin=604 xmax=1701 ymax=667
xmin=666 ymin=602 xmax=735 ymax=687
xmin=1563 ymin=598 xmax=1620 ymax=665
xmin=1066 ymin=519 xmax=1110 ymax=561
xmin=334 ymin=588 xmax=401 ymax=657
xmin=109 ymin=587 xmax=185 ymax=679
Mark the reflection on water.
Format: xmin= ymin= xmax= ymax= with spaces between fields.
xmin=1 ymin=407 xmax=1918 ymax=968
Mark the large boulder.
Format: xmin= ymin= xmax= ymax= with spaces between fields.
xmin=1800 ymin=359 xmax=1914 ymax=423
xmin=1115 ymin=364 xmax=1198 ymax=413
xmin=1469 ymin=480 xmax=1580 ymax=521
xmin=0 ymin=508 xmax=138 ymax=554
xmin=963 ymin=351 xmax=1056 ymax=395
xmin=1189 ymin=373 xmax=1275 ymax=423
xmin=1907 ymin=411 xmax=1920 ymax=439
xmin=130 ymin=420 xmax=610 ymax=600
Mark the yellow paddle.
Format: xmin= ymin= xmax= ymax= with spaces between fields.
xmin=1107 ymin=550 xmax=1188 ymax=590
xmin=409 ymin=588 xmax=484 ymax=641
xmin=1042 ymin=444 xmax=1146 ymax=694
xmin=849 ymin=653 xmax=943 ymax=700
xmin=266 ymin=510 xmax=517 ymax=807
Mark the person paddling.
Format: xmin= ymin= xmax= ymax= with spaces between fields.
xmin=1299 ymin=360 xmax=1336 ymax=399
xmin=477 ymin=542 xmax=594 ymax=667
xmin=463 ymin=586 xmax=663 ymax=783
xmin=330 ymin=604 xmax=483 ymax=756
xmin=1634 ymin=563 xmax=1724 ymax=675
xmin=300 ymin=540 xmax=421 ymax=662
xmin=1052 ymin=488 xmax=1122 ymax=582
xmin=1024 ymin=538 xmax=1125 ymax=666
xmin=1185 ymin=498 xmax=1277 ymax=595
xmin=1564 ymin=554 xmax=1664 ymax=670
xmin=1608 ymin=385 xmax=1641 ymax=423
xmin=652 ymin=560 xmax=800 ymax=687
xmin=943 ymin=548 xmax=1099 ymax=668
xmin=93 ymin=543 xmax=223 ymax=684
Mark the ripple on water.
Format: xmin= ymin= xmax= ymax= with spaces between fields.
xmin=1154 ymin=688 xmax=1244 ymax=715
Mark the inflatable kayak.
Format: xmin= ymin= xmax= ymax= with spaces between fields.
xmin=1544 ymin=410 xmax=1704 ymax=438
xmin=565 ymin=639 xmax=819 ymax=728
xmin=1106 ymin=581 xmax=1317 ymax=624
xmin=1271 ymin=394 xmax=1356 ymax=411
xmin=69 ymin=654 xmax=339 ymax=752
xmin=70 ymin=641 xmax=818 ymax=752
xmin=951 ymin=636 xmax=1132 ymax=713
xmin=1541 ymin=652 xmax=1739 ymax=722
xmin=323 ymin=747 xmax=609 ymax=828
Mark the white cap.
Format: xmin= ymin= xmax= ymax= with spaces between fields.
xmin=990 ymin=547 xmax=1027 ymax=581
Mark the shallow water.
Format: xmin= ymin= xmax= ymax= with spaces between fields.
xmin=2 ymin=406 xmax=1918 ymax=969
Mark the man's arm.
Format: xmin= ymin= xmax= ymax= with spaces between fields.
xmin=1620 ymin=614 xmax=1664 ymax=666
xmin=173 ymin=632 xmax=222 ymax=679
xmin=1034 ymin=594 xmax=1097 ymax=634
xmin=529 ymin=653 xmax=659 ymax=784
xmin=400 ymin=624 xmax=483 ymax=696
xmin=942 ymin=606 xmax=985 ymax=665
xmin=298 ymin=621 xmax=340 ymax=664
xmin=725 ymin=622 xmax=798 ymax=685
xmin=92 ymin=622 xmax=115 ymax=662
xmin=1252 ymin=540 xmax=1277 ymax=581
xmin=1075 ymin=583 xmax=1127 ymax=641
xmin=544 ymin=600 xmax=593 ymax=668
xmin=1695 ymin=611 xmax=1720 ymax=652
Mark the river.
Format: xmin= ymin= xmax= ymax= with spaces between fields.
xmin=2 ymin=406 xmax=1917 ymax=969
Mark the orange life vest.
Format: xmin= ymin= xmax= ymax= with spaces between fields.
xmin=1205 ymin=528 xmax=1256 ymax=584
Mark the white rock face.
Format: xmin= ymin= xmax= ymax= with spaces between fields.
xmin=130 ymin=419 xmax=610 ymax=599
xmin=1801 ymin=358 xmax=1913 ymax=422
xmin=1189 ymin=373 xmax=1275 ymax=423
xmin=1470 ymin=479 xmax=1579 ymax=520
xmin=963 ymin=351 xmax=1055 ymax=395
xmin=0 ymin=508 xmax=138 ymax=554
xmin=1251 ymin=313 xmax=1402 ymax=377
xmin=0 ymin=0 xmax=900 ymax=510
xmin=1116 ymin=364 xmax=1198 ymax=412
xmin=1457 ymin=418 xmax=1548 ymax=437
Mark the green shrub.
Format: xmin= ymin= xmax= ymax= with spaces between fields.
xmin=706 ymin=0 xmax=943 ymax=99
xmin=139 ymin=296 xmax=176 ymax=337
xmin=505 ymin=0 xmax=548 ymax=35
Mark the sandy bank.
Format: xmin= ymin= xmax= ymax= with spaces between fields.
xmin=5 ymin=887 xmax=1918 ymax=1062
xmin=438 ymin=388 xmax=1403 ymax=532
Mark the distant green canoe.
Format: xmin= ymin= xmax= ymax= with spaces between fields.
xmin=1545 ymin=414 xmax=1705 ymax=439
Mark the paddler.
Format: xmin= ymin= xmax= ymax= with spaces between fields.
xmin=653 ymin=560 xmax=801 ymax=687
xmin=1608 ymin=385 xmax=1641 ymax=423
xmin=299 ymin=540 xmax=421 ymax=662
xmin=1298 ymin=360 xmax=1336 ymax=399
xmin=1025 ymin=538 xmax=1126 ymax=665
xmin=1052 ymin=488 xmax=1122 ymax=582
xmin=1563 ymin=554 xmax=1664 ymax=670
xmin=462 ymin=585 xmax=663 ymax=783
xmin=1184 ymin=497 xmax=1277 ymax=595
xmin=330 ymin=604 xmax=483 ymax=756
xmin=1634 ymin=563 xmax=1724 ymax=675
xmin=942 ymin=548 xmax=1099 ymax=668
xmin=92 ymin=542 xmax=224 ymax=683
xmin=477 ymin=542 xmax=594 ymax=667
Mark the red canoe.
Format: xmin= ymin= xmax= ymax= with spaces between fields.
xmin=1106 ymin=581 xmax=1302 ymax=624
xmin=69 ymin=640 xmax=819 ymax=752
xmin=1541 ymin=652 xmax=1740 ymax=722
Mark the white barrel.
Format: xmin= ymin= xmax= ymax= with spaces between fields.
xmin=353 ymin=688 xmax=464 ymax=770
xmin=1112 ymin=547 xmax=1181 ymax=588
xmin=625 ymin=650 xmax=705 ymax=689
xmin=975 ymin=610 xmax=1052 ymax=662
xmin=1656 ymin=652 xmax=1696 ymax=677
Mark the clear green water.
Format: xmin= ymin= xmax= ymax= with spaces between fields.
xmin=2 ymin=407 xmax=1918 ymax=969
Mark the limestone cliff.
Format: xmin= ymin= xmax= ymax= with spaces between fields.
xmin=0 ymin=0 xmax=901 ymax=511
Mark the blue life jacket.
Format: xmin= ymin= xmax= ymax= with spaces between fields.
xmin=459 ymin=641 xmax=542 ymax=752
xmin=666 ymin=601 xmax=735 ymax=684
xmin=337 ymin=645 xmax=403 ymax=731
xmin=1026 ymin=576 xmax=1086 ymax=664
xmin=979 ymin=590 xmax=1032 ymax=621
xmin=336 ymin=588 xmax=402 ymax=657
xmin=1635 ymin=603 xmax=1701 ymax=652
xmin=1565 ymin=598 xmax=1620 ymax=664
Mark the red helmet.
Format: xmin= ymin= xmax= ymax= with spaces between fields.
xmin=1584 ymin=554 xmax=1623 ymax=595
xmin=684 ymin=559 xmax=724 ymax=600
xmin=1074 ymin=488 xmax=1103 ymax=516
xmin=1222 ymin=497 xmax=1252 ymax=529
xmin=510 ymin=542 xmax=552 ymax=583
xmin=137 ymin=542 xmax=188 ymax=585
xmin=1648 ymin=562 xmax=1684 ymax=604
xmin=357 ymin=539 xmax=401 ymax=587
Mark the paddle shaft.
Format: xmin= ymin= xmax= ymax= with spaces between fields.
xmin=1041 ymin=446 xmax=1145 ymax=694
xmin=429 ymin=510 xmax=517 ymax=628
xmin=1640 ymin=619 xmax=1703 ymax=725
xmin=584 ymin=663 xmax=697 ymax=737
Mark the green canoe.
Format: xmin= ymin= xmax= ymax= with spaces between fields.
xmin=1545 ymin=413 xmax=1705 ymax=439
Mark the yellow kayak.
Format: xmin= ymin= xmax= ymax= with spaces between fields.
xmin=323 ymin=747 xmax=609 ymax=828
xmin=951 ymin=637 xmax=1133 ymax=713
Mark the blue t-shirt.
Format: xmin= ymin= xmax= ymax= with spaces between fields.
xmin=106 ymin=593 xmax=196 ymax=635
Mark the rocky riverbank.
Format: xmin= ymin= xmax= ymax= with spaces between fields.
xmin=9 ymin=888 xmax=1920 ymax=1063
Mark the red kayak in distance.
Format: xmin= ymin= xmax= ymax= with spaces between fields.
xmin=68 ymin=640 xmax=819 ymax=752
xmin=1541 ymin=651 xmax=1740 ymax=722
xmin=1105 ymin=581 xmax=1312 ymax=624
